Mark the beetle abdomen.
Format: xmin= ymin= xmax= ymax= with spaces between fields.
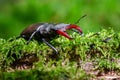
xmin=21 ymin=23 xmax=44 ymax=40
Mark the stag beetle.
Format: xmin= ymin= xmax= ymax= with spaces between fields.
xmin=20 ymin=23 xmax=83 ymax=53
xmin=19 ymin=15 xmax=87 ymax=53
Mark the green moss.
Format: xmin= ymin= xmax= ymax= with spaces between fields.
xmin=0 ymin=29 xmax=120 ymax=79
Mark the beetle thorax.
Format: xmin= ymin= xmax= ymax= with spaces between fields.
xmin=53 ymin=23 xmax=70 ymax=31
xmin=37 ymin=23 xmax=55 ymax=34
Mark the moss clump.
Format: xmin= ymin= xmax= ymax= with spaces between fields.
xmin=0 ymin=29 xmax=120 ymax=79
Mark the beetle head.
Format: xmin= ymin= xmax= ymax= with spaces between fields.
xmin=54 ymin=24 xmax=83 ymax=39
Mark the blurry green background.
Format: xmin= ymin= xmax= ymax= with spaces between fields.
xmin=0 ymin=0 xmax=120 ymax=39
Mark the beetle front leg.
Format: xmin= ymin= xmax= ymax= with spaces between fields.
xmin=41 ymin=38 xmax=58 ymax=54
xmin=27 ymin=31 xmax=37 ymax=44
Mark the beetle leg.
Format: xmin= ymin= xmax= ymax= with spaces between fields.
xmin=42 ymin=38 xmax=58 ymax=54
xmin=27 ymin=31 xmax=37 ymax=44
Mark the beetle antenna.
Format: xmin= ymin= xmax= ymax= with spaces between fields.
xmin=74 ymin=14 xmax=87 ymax=24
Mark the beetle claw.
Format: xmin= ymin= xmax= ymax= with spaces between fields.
xmin=56 ymin=30 xmax=72 ymax=39
xmin=56 ymin=24 xmax=83 ymax=39
xmin=66 ymin=24 xmax=83 ymax=34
